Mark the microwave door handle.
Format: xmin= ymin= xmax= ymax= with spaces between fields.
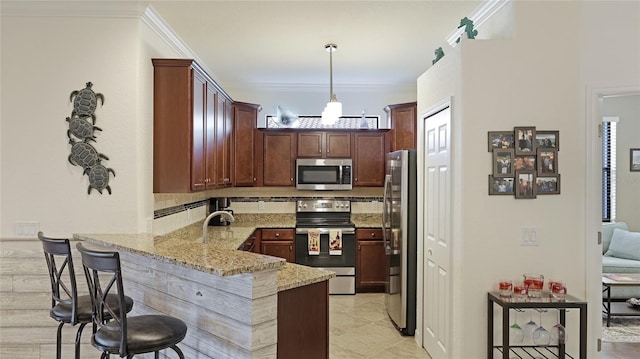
xmin=382 ymin=174 xmax=392 ymax=254
xmin=339 ymin=165 xmax=342 ymax=184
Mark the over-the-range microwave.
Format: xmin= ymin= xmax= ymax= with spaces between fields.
xmin=296 ymin=158 xmax=352 ymax=190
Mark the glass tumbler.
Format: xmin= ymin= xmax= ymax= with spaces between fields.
xmin=499 ymin=280 xmax=513 ymax=297
xmin=523 ymin=273 xmax=544 ymax=298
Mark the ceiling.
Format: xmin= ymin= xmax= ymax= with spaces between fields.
xmin=149 ymin=1 xmax=483 ymax=93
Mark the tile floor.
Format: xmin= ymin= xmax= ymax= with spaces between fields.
xmin=329 ymin=293 xmax=431 ymax=359
xmin=330 ymin=293 xmax=640 ymax=359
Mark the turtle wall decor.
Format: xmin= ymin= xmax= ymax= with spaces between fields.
xmin=66 ymin=82 xmax=115 ymax=195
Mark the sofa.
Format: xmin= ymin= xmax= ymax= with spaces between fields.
xmin=602 ymin=222 xmax=640 ymax=299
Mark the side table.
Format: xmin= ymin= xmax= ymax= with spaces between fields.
xmin=488 ymin=291 xmax=587 ymax=359
xmin=602 ymin=273 xmax=640 ymax=327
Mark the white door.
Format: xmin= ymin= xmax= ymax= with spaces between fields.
xmin=420 ymin=105 xmax=452 ymax=358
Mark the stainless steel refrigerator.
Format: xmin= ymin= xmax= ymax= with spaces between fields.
xmin=382 ymin=149 xmax=417 ymax=336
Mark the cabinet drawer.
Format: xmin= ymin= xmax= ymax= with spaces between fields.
xmin=261 ymin=229 xmax=295 ymax=240
xmin=356 ymin=228 xmax=383 ymax=240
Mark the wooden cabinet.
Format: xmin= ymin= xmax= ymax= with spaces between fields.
xmin=215 ymin=95 xmax=232 ymax=187
xmin=232 ymin=102 xmax=260 ymax=186
xmin=352 ymin=132 xmax=386 ymax=186
xmin=238 ymin=229 xmax=261 ymax=253
xmin=278 ymin=280 xmax=329 ymax=359
xmin=297 ymin=131 xmax=351 ymax=158
xmin=263 ymin=132 xmax=296 ymax=186
xmin=356 ymin=228 xmax=386 ymax=292
xmin=260 ymin=229 xmax=295 ymax=262
xmin=386 ymin=102 xmax=417 ymax=151
xmin=152 ymin=58 xmax=232 ymax=193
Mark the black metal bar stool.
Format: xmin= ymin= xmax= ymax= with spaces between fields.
xmin=38 ymin=232 xmax=134 ymax=359
xmin=76 ymin=243 xmax=188 ymax=359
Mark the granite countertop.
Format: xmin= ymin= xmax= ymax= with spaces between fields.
xmin=75 ymin=214 xmax=336 ymax=292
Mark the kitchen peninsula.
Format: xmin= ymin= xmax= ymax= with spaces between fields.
xmin=75 ymin=218 xmax=334 ymax=359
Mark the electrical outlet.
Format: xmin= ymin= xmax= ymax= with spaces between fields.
xmin=521 ymin=227 xmax=538 ymax=246
xmin=15 ymin=221 xmax=40 ymax=237
xmin=258 ymin=201 xmax=266 ymax=210
xmin=371 ymin=201 xmax=379 ymax=210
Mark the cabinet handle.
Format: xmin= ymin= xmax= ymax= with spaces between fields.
xmin=371 ymin=232 xmax=375 ymax=237
xmin=275 ymin=233 xmax=280 ymax=237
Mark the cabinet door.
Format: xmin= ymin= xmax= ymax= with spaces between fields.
xmin=356 ymin=240 xmax=386 ymax=292
xmin=233 ymin=103 xmax=258 ymax=186
xmin=261 ymin=241 xmax=294 ymax=262
xmin=325 ymin=132 xmax=351 ymax=158
xmin=224 ymin=100 xmax=233 ymax=186
xmin=352 ymin=132 xmax=386 ymax=186
xmin=297 ymin=132 xmax=323 ymax=158
xmin=215 ymin=94 xmax=228 ymax=187
xmin=191 ymin=71 xmax=207 ymax=191
xmin=204 ymin=85 xmax=217 ymax=189
xmin=356 ymin=228 xmax=386 ymax=293
xmin=263 ymin=132 xmax=296 ymax=186
xmin=387 ymin=102 xmax=417 ymax=151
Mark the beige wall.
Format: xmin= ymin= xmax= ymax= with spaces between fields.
xmin=0 ymin=8 xmax=178 ymax=237
xmin=418 ymin=0 xmax=639 ymax=357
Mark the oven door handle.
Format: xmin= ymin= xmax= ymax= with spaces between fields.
xmin=296 ymin=228 xmax=355 ymax=235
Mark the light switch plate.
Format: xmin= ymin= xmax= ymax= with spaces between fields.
xmin=521 ymin=227 xmax=538 ymax=246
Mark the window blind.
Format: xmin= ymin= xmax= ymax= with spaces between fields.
xmin=602 ymin=121 xmax=617 ymax=222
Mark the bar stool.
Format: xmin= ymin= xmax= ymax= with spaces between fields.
xmin=76 ymin=243 xmax=188 ymax=358
xmin=38 ymin=232 xmax=134 ymax=359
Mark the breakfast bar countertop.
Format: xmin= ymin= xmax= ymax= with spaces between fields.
xmin=74 ymin=214 xmax=334 ymax=292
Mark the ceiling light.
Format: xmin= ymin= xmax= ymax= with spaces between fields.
xmin=321 ymin=43 xmax=342 ymax=125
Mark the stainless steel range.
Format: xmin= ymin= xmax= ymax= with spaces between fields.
xmin=295 ymin=199 xmax=356 ymax=295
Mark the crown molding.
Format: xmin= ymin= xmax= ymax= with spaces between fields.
xmin=0 ymin=0 xmax=147 ymax=18
xmin=446 ymin=0 xmax=511 ymax=47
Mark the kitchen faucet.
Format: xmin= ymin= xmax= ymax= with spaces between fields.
xmin=202 ymin=211 xmax=235 ymax=243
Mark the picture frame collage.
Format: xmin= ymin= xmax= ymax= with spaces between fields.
xmin=488 ymin=127 xmax=560 ymax=199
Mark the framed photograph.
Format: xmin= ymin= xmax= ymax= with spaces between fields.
xmin=631 ymin=148 xmax=640 ymax=172
xmin=536 ymin=174 xmax=560 ymax=195
xmin=489 ymin=175 xmax=515 ymax=195
xmin=514 ymin=126 xmax=536 ymax=155
xmin=536 ymin=130 xmax=559 ymax=150
xmin=537 ymin=149 xmax=558 ymax=174
xmin=493 ymin=149 xmax=514 ymax=177
xmin=488 ymin=131 xmax=515 ymax=152
xmin=513 ymin=155 xmax=536 ymax=172
xmin=515 ymin=171 xmax=536 ymax=199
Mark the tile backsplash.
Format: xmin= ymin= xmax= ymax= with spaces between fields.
xmin=153 ymin=187 xmax=383 ymax=234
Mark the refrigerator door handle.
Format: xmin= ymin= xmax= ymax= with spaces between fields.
xmin=382 ymin=174 xmax=392 ymax=255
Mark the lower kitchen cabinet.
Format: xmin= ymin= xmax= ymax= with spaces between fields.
xmin=260 ymin=229 xmax=295 ymax=262
xmin=356 ymin=228 xmax=386 ymax=292
xmin=278 ymin=280 xmax=329 ymax=359
xmin=238 ymin=229 xmax=260 ymax=253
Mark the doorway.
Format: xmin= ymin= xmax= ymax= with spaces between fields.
xmin=586 ymin=88 xmax=640 ymax=354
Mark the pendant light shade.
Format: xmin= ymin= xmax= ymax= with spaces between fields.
xmin=321 ymin=43 xmax=342 ymax=125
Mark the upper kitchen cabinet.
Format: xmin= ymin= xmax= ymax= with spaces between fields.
xmin=385 ymin=102 xmax=417 ymax=151
xmin=297 ymin=131 xmax=351 ymax=158
xmin=152 ymin=59 xmax=232 ymax=193
xmin=215 ymin=94 xmax=232 ymax=187
xmin=232 ymin=102 xmax=260 ymax=187
xmin=263 ymin=131 xmax=297 ymax=186
xmin=352 ymin=132 xmax=386 ymax=186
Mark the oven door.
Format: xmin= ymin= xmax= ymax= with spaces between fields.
xmin=294 ymin=227 xmax=355 ymax=267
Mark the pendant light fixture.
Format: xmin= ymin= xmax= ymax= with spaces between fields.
xmin=321 ymin=43 xmax=342 ymax=125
